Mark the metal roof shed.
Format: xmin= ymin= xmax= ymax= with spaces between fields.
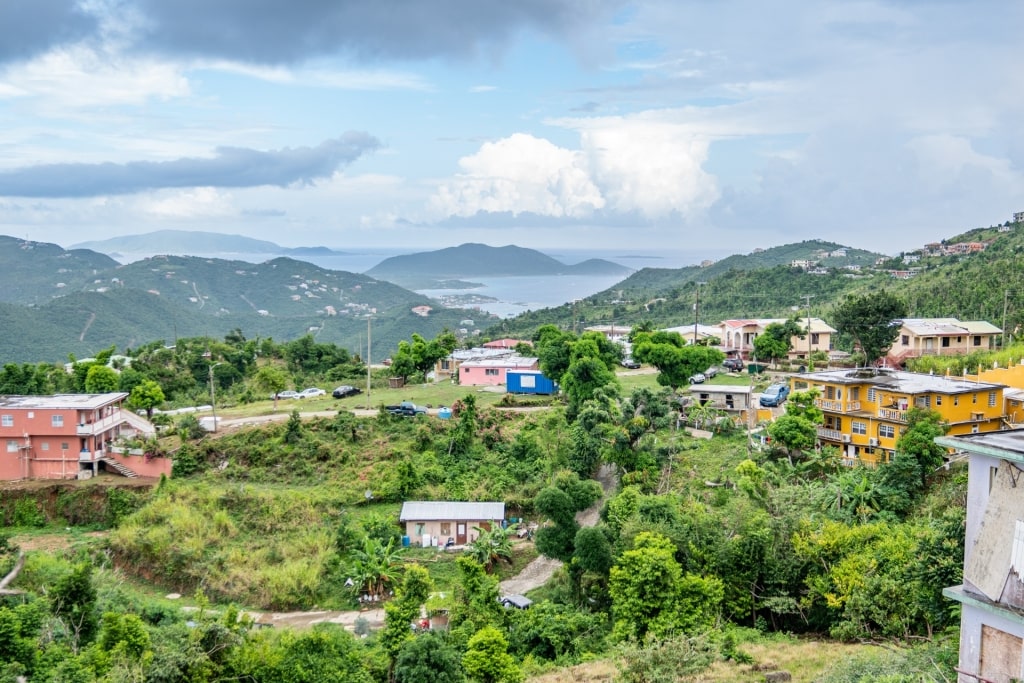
xmin=399 ymin=501 xmax=505 ymax=522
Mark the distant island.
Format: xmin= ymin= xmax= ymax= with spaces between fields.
xmin=365 ymin=243 xmax=632 ymax=288
xmin=72 ymin=230 xmax=349 ymax=259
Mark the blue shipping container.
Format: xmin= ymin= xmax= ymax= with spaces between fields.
xmin=506 ymin=371 xmax=558 ymax=395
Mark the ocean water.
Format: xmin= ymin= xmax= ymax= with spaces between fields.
xmin=114 ymin=246 xmax=730 ymax=317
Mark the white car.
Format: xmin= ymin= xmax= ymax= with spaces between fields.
xmin=297 ymin=387 xmax=326 ymax=399
xmin=271 ymin=390 xmax=300 ymax=400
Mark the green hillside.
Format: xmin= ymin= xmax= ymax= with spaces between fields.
xmin=0 ymin=236 xmax=119 ymax=305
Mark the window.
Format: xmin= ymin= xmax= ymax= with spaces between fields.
xmin=61 ymin=442 xmax=69 ymax=451
xmin=972 ymin=423 xmax=980 ymax=434
xmin=0 ymin=415 xmax=11 ymax=427
xmin=441 ymin=359 xmax=451 ymax=370
xmin=850 ymin=387 xmax=860 ymax=400
xmin=954 ymin=396 xmax=959 ymax=406
xmin=6 ymin=440 xmax=17 ymax=453
xmin=852 ymin=421 xmax=867 ymax=435
xmin=485 ymin=369 xmax=500 ymax=376
xmin=974 ymin=335 xmax=982 ymax=346
xmin=51 ymin=415 xmax=63 ymax=427
xmin=973 ymin=393 xmax=978 ymax=404
xmin=989 ymin=391 xmax=997 ymax=407
xmin=811 ymin=333 xmax=820 ymax=344
xmin=867 ymin=388 xmax=876 ymax=403
xmin=902 ymin=335 xmax=909 ymax=346
xmin=935 ymin=395 xmax=942 ymax=406
xmin=440 ymin=522 xmax=451 ymax=536
xmin=878 ymin=424 xmax=895 ymax=439
xmin=415 ymin=523 xmax=425 ymax=536
xmin=40 ymin=442 xmax=49 ymax=451
xmin=942 ymin=337 xmax=951 ymax=348
xmin=915 ymin=396 xmax=930 ymax=408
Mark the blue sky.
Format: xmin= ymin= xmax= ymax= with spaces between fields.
xmin=0 ymin=0 xmax=1021 ymax=254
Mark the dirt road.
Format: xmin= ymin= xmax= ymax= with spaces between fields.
xmin=498 ymin=463 xmax=617 ymax=596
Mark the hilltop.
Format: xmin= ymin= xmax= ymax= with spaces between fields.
xmin=72 ymin=229 xmax=348 ymax=259
xmin=365 ymin=242 xmax=632 ymax=288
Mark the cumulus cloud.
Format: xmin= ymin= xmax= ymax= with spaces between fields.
xmin=429 ymin=116 xmax=720 ymax=223
xmin=0 ymin=133 xmax=381 ymax=198
xmin=430 ymin=133 xmax=604 ymax=219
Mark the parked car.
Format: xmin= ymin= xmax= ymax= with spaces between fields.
xmin=688 ymin=373 xmax=706 ymax=384
xmin=704 ymin=366 xmax=719 ymax=378
xmin=297 ymin=387 xmax=326 ymax=399
xmin=621 ymin=358 xmax=641 ymax=369
xmin=759 ymin=383 xmax=791 ymax=407
xmin=332 ymin=385 xmax=362 ymax=398
xmin=271 ymin=390 xmax=300 ymax=400
xmin=722 ymin=358 xmax=744 ymax=372
xmin=385 ymin=401 xmax=428 ymax=417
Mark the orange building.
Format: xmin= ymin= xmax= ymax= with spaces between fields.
xmin=0 ymin=393 xmax=156 ymax=480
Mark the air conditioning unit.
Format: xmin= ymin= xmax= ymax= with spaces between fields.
xmin=841 ymin=434 xmax=851 ymax=443
xmin=868 ymin=438 xmax=879 ymax=447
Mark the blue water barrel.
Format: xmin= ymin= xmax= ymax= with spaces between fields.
xmin=438 ymin=407 xmax=452 ymax=419
xmin=401 ymin=535 xmax=410 ymax=547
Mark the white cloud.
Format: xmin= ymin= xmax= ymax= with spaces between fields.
xmin=0 ymin=44 xmax=189 ymax=109
xmin=142 ymin=187 xmax=235 ymax=218
xmin=429 ymin=133 xmax=604 ymax=219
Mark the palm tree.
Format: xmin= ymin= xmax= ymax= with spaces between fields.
xmin=465 ymin=526 xmax=514 ymax=573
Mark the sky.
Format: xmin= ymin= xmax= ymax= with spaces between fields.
xmin=0 ymin=0 xmax=1022 ymax=256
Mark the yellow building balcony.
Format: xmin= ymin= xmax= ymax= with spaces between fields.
xmin=877 ymin=407 xmax=908 ymax=422
xmin=817 ymin=427 xmax=844 ymax=441
xmin=815 ymin=398 xmax=861 ymax=413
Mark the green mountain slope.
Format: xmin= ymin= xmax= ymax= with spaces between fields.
xmin=0 ymin=236 xmax=119 ymax=305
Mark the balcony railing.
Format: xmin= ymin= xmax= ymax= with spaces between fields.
xmin=878 ymin=408 xmax=908 ymax=422
xmin=815 ymin=399 xmax=861 ymax=413
xmin=78 ymin=449 xmax=104 ymax=463
xmin=76 ymin=411 xmax=122 ymax=436
xmin=817 ymin=427 xmax=843 ymax=441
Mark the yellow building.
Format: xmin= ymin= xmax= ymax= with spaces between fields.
xmin=793 ymin=368 xmax=1007 ymax=467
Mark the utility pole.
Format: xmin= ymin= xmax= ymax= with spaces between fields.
xmin=694 ymin=282 xmax=706 ymax=345
xmin=208 ymin=362 xmax=222 ymax=433
xmin=366 ymin=316 xmax=372 ymax=410
xmin=801 ymin=294 xmax=814 ymax=368
xmin=1003 ymin=289 xmax=1010 ymax=348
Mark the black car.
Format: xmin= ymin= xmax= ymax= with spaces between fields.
xmin=332 ymin=385 xmax=362 ymax=398
xmin=722 ymin=358 xmax=744 ymax=372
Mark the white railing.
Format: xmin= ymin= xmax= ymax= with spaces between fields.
xmin=815 ymin=399 xmax=861 ymax=413
xmin=76 ymin=411 xmax=122 ymax=436
xmin=878 ymin=408 xmax=908 ymax=422
xmin=817 ymin=428 xmax=843 ymax=441
xmin=78 ymin=449 xmax=104 ymax=463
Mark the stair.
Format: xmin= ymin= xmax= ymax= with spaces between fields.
xmin=100 ymin=457 xmax=138 ymax=478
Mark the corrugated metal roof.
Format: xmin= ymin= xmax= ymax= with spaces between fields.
xmin=400 ymin=501 xmax=505 ymax=521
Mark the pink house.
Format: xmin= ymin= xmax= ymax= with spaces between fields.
xmin=458 ymin=356 xmax=539 ymax=386
xmin=0 ymin=393 xmax=165 ymax=481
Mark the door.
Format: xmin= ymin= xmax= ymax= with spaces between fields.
xmin=456 ymin=523 xmax=467 ymax=544
xmin=478 ymin=522 xmax=491 ymax=532
xmin=980 ymin=624 xmax=1022 ymax=683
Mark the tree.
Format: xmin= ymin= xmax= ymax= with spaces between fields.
xmin=753 ymin=320 xmax=801 ymax=367
xmin=395 ymin=632 xmax=464 ymax=683
xmin=84 ymin=364 xmax=119 ymax=393
xmin=465 ymin=525 xmax=514 ymax=573
xmin=631 ymin=333 xmax=723 ymax=390
xmin=894 ymin=408 xmax=949 ymax=488
xmin=254 ymin=366 xmax=288 ymax=408
xmin=381 ymin=565 xmax=433 ymax=678
xmin=832 ymin=292 xmax=908 ymax=364
xmin=560 ymin=356 xmax=618 ymax=417
xmin=128 ymin=379 xmax=165 ymax=419
xmin=533 ymin=486 xmax=580 ymax=562
xmin=766 ymin=414 xmax=817 ymax=464
xmin=50 ymin=562 xmax=98 ymax=651
xmin=462 ymin=626 xmax=523 ymax=683
xmin=609 ymin=531 xmax=722 ymax=641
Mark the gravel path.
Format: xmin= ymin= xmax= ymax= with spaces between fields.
xmin=498 ymin=463 xmax=617 ymax=596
